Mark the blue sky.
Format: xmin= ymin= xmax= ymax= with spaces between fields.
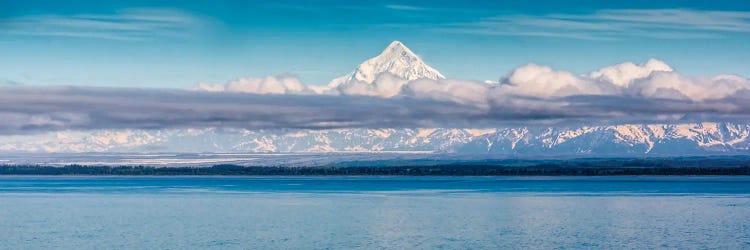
xmin=1 ymin=0 xmax=749 ymax=88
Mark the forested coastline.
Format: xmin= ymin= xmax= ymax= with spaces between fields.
xmin=2 ymin=157 xmax=750 ymax=176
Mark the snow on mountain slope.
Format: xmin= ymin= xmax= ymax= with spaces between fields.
xmin=3 ymin=123 xmax=750 ymax=155
xmin=329 ymin=41 xmax=445 ymax=87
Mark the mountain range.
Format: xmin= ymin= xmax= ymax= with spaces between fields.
xmin=2 ymin=41 xmax=749 ymax=155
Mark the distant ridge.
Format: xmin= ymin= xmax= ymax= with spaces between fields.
xmin=4 ymin=156 xmax=750 ymax=175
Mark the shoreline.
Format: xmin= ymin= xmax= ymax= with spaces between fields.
xmin=2 ymin=164 xmax=750 ymax=176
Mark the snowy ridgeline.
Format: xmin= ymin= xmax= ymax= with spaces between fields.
xmin=2 ymin=123 xmax=750 ymax=155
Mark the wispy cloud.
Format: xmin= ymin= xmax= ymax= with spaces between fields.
xmin=0 ymin=79 xmax=23 ymax=86
xmin=439 ymin=9 xmax=750 ymax=40
xmin=385 ymin=5 xmax=427 ymax=11
xmin=0 ymin=8 xmax=206 ymax=41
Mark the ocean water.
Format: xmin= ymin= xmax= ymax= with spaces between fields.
xmin=1 ymin=177 xmax=749 ymax=249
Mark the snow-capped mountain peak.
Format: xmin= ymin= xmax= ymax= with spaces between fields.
xmin=329 ymin=41 xmax=445 ymax=87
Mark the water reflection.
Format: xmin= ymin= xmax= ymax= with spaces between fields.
xmin=0 ymin=177 xmax=749 ymax=249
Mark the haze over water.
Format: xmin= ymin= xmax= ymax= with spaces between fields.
xmin=1 ymin=176 xmax=749 ymax=249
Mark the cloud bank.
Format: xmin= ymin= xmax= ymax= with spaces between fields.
xmin=194 ymin=58 xmax=750 ymax=103
xmin=2 ymin=59 xmax=750 ymax=135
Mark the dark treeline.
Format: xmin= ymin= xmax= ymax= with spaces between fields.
xmin=3 ymin=157 xmax=750 ymax=175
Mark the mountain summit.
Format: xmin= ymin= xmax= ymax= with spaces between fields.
xmin=329 ymin=41 xmax=445 ymax=87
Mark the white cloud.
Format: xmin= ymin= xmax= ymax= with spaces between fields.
xmin=588 ymin=58 xmax=674 ymax=87
xmin=337 ymin=73 xmax=410 ymax=97
xmin=193 ymin=75 xmax=310 ymax=94
xmin=402 ymin=78 xmax=491 ymax=107
xmin=486 ymin=59 xmax=750 ymax=102
xmin=499 ymin=64 xmax=617 ymax=98
xmin=629 ymin=72 xmax=750 ymax=101
xmin=193 ymin=59 xmax=750 ymax=105
xmin=192 ymin=83 xmax=226 ymax=92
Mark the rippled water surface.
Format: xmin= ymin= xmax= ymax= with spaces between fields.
xmin=1 ymin=176 xmax=749 ymax=249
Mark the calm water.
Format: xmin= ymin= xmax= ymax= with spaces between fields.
xmin=1 ymin=176 xmax=749 ymax=249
